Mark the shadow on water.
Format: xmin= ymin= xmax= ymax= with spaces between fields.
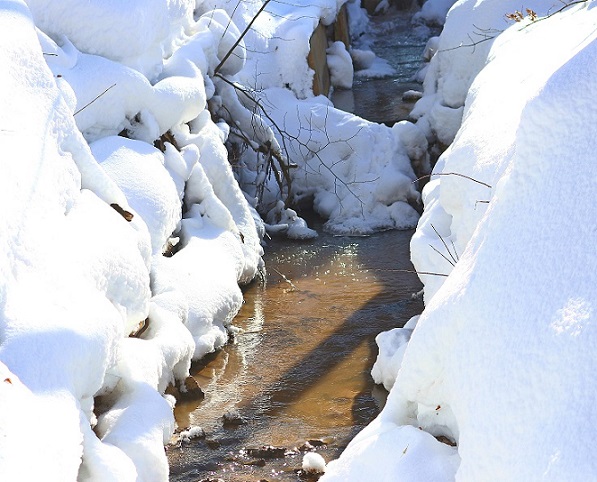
xmin=168 ymin=9 xmax=434 ymax=480
xmin=168 ymin=215 xmax=423 ymax=481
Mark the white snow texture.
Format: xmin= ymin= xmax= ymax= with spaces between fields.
xmin=0 ymin=0 xmax=423 ymax=480
xmin=323 ymin=0 xmax=597 ymax=481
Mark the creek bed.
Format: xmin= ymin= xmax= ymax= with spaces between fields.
xmin=168 ymin=8 xmax=432 ymax=481
xmin=168 ymin=220 xmax=423 ymax=481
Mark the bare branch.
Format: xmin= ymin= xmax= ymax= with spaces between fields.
xmin=214 ymin=0 xmax=272 ymax=75
xmin=431 ymin=223 xmax=458 ymax=265
xmin=415 ymin=172 xmax=492 ymax=188
xmin=373 ymin=268 xmax=449 ymax=277
xmin=429 ymin=243 xmax=455 ymax=267
xmin=74 ymin=83 xmax=116 ymax=116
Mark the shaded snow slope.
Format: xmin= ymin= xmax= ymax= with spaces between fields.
xmin=323 ymin=1 xmax=597 ymax=480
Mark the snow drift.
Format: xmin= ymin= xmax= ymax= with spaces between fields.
xmin=0 ymin=0 xmax=426 ymax=479
xmin=323 ymin=0 xmax=597 ymax=480
xmin=1 ymin=0 xmax=263 ymax=479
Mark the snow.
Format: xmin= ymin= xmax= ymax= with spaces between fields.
xmin=235 ymin=88 xmax=421 ymax=234
xmin=413 ymin=0 xmax=457 ymax=27
xmin=370 ymin=324 xmax=413 ymax=391
xmin=91 ymin=137 xmax=182 ymax=256
xmin=324 ymin=0 xmax=597 ymax=481
xmin=410 ymin=0 xmax=552 ymax=147
xmin=0 ymin=0 xmax=428 ymax=478
xmin=302 ymin=451 xmax=327 ymax=474
xmin=327 ymin=41 xmax=355 ymax=89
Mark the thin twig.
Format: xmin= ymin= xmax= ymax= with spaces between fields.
xmin=450 ymin=240 xmax=460 ymax=262
xmin=429 ymin=244 xmax=455 ymax=267
xmin=415 ymin=172 xmax=492 ymax=188
xmin=524 ymin=0 xmax=588 ymax=28
xmin=271 ymin=266 xmax=298 ymax=290
xmin=431 ymin=223 xmax=458 ymax=265
xmin=214 ymin=0 xmax=272 ymax=75
xmin=74 ymin=83 xmax=116 ymax=116
xmin=373 ymin=268 xmax=449 ymax=277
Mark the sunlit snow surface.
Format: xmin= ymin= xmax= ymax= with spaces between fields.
xmin=323 ymin=1 xmax=597 ymax=480
xmin=0 ymin=0 xmax=425 ymax=480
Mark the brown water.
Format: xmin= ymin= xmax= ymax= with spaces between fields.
xmin=168 ymin=223 xmax=423 ymax=481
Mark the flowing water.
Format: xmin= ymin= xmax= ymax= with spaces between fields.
xmin=332 ymin=8 xmax=436 ymax=125
xmin=168 ymin=220 xmax=423 ymax=481
xmin=168 ymin=8 xmax=431 ymax=482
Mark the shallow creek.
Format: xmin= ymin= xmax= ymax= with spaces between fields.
xmin=168 ymin=8 xmax=430 ymax=481
xmin=331 ymin=8 xmax=435 ymax=125
xmin=168 ymin=220 xmax=423 ymax=481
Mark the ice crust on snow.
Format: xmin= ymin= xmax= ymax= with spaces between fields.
xmin=324 ymin=1 xmax=597 ymax=481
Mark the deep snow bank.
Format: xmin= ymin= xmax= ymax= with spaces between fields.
xmin=1 ymin=0 xmax=427 ymax=479
xmin=1 ymin=0 xmax=263 ymax=479
xmin=323 ymin=1 xmax=597 ymax=480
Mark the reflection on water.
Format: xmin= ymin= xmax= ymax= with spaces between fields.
xmin=168 ymin=222 xmax=423 ymax=481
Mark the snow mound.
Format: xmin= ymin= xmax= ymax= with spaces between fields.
xmin=325 ymin=1 xmax=597 ymax=480
xmin=1 ymin=0 xmax=263 ymax=479
xmin=237 ymin=89 xmax=421 ymax=235
xmin=410 ymin=0 xmax=552 ymax=147
xmin=302 ymin=452 xmax=327 ymax=474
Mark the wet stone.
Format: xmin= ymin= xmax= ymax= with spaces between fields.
xmin=222 ymin=409 xmax=247 ymax=427
xmin=205 ymin=439 xmax=221 ymax=449
xmin=298 ymin=441 xmax=315 ymax=452
xmin=246 ymin=445 xmax=287 ymax=459
xmin=307 ymin=439 xmax=329 ymax=448
xmin=166 ymin=376 xmax=205 ymax=402
xmin=243 ymin=458 xmax=266 ymax=467
xmin=435 ymin=435 xmax=457 ymax=447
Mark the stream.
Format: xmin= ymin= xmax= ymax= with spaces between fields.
xmin=168 ymin=219 xmax=423 ymax=481
xmin=168 ymin=7 xmax=430 ymax=482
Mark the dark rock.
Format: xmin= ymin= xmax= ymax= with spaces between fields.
xmin=435 ymin=435 xmax=457 ymax=446
xmin=205 ymin=439 xmax=221 ymax=449
xmin=307 ymin=439 xmax=327 ymax=447
xmin=243 ymin=458 xmax=266 ymax=467
xmin=246 ymin=445 xmax=287 ymax=459
xmin=298 ymin=441 xmax=315 ymax=452
xmin=165 ymin=376 xmax=205 ymax=402
xmin=181 ymin=376 xmax=205 ymax=400
xmin=222 ymin=409 xmax=247 ymax=427
xmin=110 ymin=203 xmax=134 ymax=222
